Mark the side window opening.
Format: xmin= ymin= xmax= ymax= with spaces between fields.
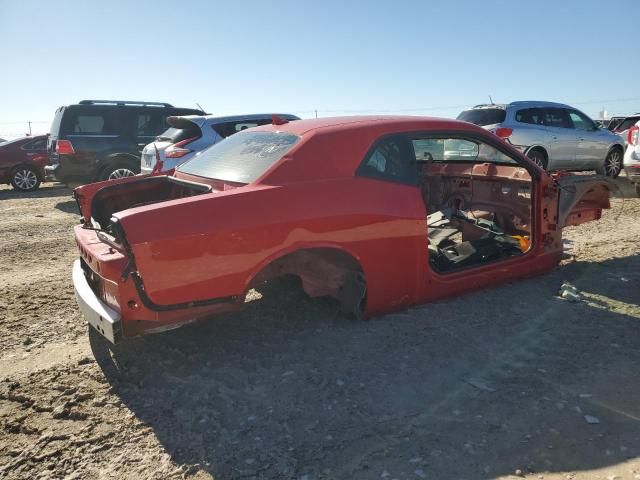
xmin=23 ymin=138 xmax=46 ymax=150
xmin=358 ymin=135 xmax=415 ymax=185
xmin=136 ymin=113 xmax=164 ymax=137
xmin=74 ymin=115 xmax=105 ymax=134
xmin=567 ymin=110 xmax=595 ymax=131
xmin=413 ymin=135 xmax=533 ymax=274
xmin=64 ymin=108 xmax=118 ymax=136
xmin=543 ymin=108 xmax=572 ymax=129
xmin=515 ymin=108 xmax=546 ymax=126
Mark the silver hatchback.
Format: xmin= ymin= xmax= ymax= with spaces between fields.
xmin=140 ymin=113 xmax=300 ymax=174
xmin=457 ymin=101 xmax=625 ymax=177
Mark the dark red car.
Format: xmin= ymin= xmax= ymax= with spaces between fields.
xmin=0 ymin=135 xmax=49 ymax=191
xmin=72 ymin=116 xmax=613 ymax=344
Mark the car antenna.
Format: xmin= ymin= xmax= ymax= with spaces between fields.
xmin=195 ymin=102 xmax=206 ymax=113
xmin=488 ymin=95 xmax=495 ymax=105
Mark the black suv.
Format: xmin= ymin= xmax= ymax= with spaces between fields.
xmin=46 ymin=100 xmax=203 ymax=185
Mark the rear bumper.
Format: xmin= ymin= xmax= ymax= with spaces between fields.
xmin=72 ymin=259 xmax=122 ymax=344
xmin=625 ymin=169 xmax=640 ymax=182
xmin=624 ymin=147 xmax=640 ymax=182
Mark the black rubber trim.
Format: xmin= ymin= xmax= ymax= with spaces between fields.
xmin=111 ymin=219 xmax=236 ymax=312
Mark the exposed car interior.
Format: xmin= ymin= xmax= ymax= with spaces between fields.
xmin=361 ymin=135 xmax=534 ymax=274
xmin=414 ymin=138 xmax=533 ymax=273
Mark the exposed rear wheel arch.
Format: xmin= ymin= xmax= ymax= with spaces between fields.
xmin=247 ymin=247 xmax=367 ymax=319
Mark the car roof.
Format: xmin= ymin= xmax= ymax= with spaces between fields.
xmin=469 ymin=100 xmax=574 ymax=110
xmin=253 ymin=115 xmax=480 ymax=136
xmin=248 ymin=116 xmax=489 ymax=184
xmin=0 ymin=134 xmax=47 ymax=147
xmin=171 ymin=113 xmax=300 ymax=125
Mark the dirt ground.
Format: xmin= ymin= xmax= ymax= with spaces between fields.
xmin=0 ymin=178 xmax=639 ymax=480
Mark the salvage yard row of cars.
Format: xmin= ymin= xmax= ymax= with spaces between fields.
xmin=2 ymin=98 xmax=639 ymax=193
xmin=0 ymin=98 xmax=636 ymax=345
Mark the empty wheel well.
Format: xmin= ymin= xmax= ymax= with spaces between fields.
xmin=248 ymin=247 xmax=367 ymax=314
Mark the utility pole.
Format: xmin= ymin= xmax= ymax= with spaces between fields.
xmin=27 ymin=121 xmax=32 ymax=136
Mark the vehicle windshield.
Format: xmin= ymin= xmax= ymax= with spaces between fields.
xmin=177 ymin=130 xmax=300 ymax=183
xmin=156 ymin=124 xmax=201 ymax=143
xmin=457 ymin=108 xmax=506 ymax=126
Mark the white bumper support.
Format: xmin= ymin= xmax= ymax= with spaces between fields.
xmin=72 ymin=259 xmax=122 ymax=343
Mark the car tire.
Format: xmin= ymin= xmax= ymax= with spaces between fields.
xmin=99 ymin=161 xmax=139 ymax=181
xmin=10 ymin=165 xmax=41 ymax=192
xmin=596 ymin=148 xmax=623 ymax=178
xmin=527 ymin=149 xmax=548 ymax=170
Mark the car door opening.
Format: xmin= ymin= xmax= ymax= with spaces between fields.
xmin=414 ymin=138 xmax=534 ymax=273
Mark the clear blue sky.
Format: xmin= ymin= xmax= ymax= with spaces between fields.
xmin=1 ymin=0 xmax=638 ymax=138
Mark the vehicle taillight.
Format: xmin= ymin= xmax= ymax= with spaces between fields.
xmin=56 ymin=140 xmax=75 ymax=155
xmin=164 ymin=137 xmax=197 ymax=158
xmin=495 ymin=128 xmax=513 ymax=139
xmin=628 ymin=126 xmax=639 ymax=146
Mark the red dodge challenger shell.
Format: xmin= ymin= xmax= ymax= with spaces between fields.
xmin=73 ymin=116 xmax=613 ymax=343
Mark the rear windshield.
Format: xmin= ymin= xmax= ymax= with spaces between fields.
xmin=457 ymin=108 xmax=506 ymax=126
xmin=212 ymin=119 xmax=273 ymax=138
xmin=177 ymin=131 xmax=300 ymax=183
xmin=607 ymin=118 xmax=625 ymax=131
xmin=157 ymin=123 xmax=202 ymax=143
xmin=613 ymin=117 xmax=640 ymax=132
xmin=50 ymin=108 xmax=64 ymax=136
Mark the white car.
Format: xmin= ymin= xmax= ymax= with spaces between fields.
xmin=622 ymin=119 xmax=640 ymax=196
xmin=140 ymin=113 xmax=300 ymax=174
xmin=609 ymin=114 xmax=640 ymax=147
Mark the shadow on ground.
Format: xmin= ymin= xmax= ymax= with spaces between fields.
xmin=92 ymin=255 xmax=640 ymax=479
xmin=54 ymin=199 xmax=79 ymax=214
xmin=0 ymin=183 xmax=71 ymax=201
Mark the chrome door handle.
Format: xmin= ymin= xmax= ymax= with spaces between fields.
xmin=578 ymin=137 xmax=585 ymax=141
xmin=552 ymin=135 xmax=558 ymax=139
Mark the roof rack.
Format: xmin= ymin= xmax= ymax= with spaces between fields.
xmin=78 ymin=100 xmax=174 ymax=107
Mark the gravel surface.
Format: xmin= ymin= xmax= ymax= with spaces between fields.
xmin=0 ymin=179 xmax=639 ymax=480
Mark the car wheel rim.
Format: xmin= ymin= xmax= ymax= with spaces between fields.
xmin=14 ymin=170 xmax=37 ymax=190
xmin=606 ymin=151 xmax=621 ymax=176
xmin=531 ymin=154 xmax=544 ymax=168
xmin=108 ymin=168 xmax=135 ymax=179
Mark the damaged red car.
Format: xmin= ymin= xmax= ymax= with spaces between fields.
xmin=73 ymin=116 xmax=613 ymax=343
